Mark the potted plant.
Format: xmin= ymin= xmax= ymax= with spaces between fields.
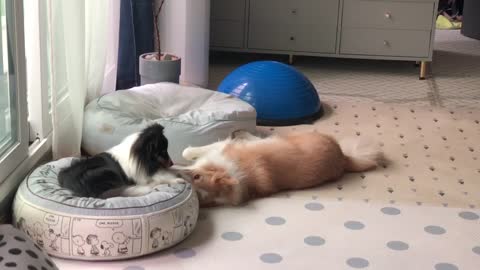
xmin=139 ymin=0 xmax=181 ymax=85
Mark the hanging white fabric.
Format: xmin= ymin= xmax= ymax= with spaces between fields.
xmin=85 ymin=0 xmax=121 ymax=101
xmin=45 ymin=0 xmax=120 ymax=159
xmin=101 ymin=1 xmax=121 ymax=96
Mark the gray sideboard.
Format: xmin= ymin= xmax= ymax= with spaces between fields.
xmin=210 ymin=0 xmax=439 ymax=79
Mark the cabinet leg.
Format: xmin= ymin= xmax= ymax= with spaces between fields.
xmin=419 ymin=61 xmax=427 ymax=80
xmin=288 ymin=54 xmax=294 ymax=65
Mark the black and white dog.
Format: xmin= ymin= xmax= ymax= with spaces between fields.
xmin=58 ymin=124 xmax=184 ymax=198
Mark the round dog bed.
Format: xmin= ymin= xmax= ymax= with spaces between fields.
xmin=82 ymin=82 xmax=257 ymax=164
xmin=12 ymin=158 xmax=199 ymax=261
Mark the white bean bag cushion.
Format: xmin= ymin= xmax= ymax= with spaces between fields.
xmin=13 ymin=158 xmax=199 ymax=261
xmin=82 ymin=83 xmax=257 ymax=164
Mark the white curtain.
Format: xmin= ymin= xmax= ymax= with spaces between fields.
xmin=45 ymin=0 xmax=120 ymax=158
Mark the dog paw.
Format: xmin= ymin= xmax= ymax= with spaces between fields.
xmin=231 ymin=129 xmax=249 ymax=139
xmin=120 ymin=186 xmax=153 ymax=197
xmin=231 ymin=130 xmax=259 ymax=141
xmin=155 ymin=178 xmax=186 ymax=186
xmin=171 ymin=178 xmax=186 ymax=184
xmin=182 ymin=147 xmax=198 ymax=161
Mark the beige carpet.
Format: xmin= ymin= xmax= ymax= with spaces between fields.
xmin=257 ymin=99 xmax=480 ymax=209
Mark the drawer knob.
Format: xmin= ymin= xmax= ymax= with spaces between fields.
xmin=385 ymin=12 xmax=392 ymax=19
xmin=291 ymin=9 xmax=297 ymax=14
xmin=383 ymin=40 xmax=390 ymax=46
xmin=290 ymin=36 xmax=295 ymax=41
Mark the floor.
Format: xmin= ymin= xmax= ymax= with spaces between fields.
xmin=209 ymin=30 xmax=480 ymax=109
xmin=55 ymin=30 xmax=480 ymax=270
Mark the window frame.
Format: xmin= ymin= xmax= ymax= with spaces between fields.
xmin=0 ymin=0 xmax=53 ymax=219
xmin=25 ymin=0 xmax=52 ymax=142
xmin=0 ymin=0 xmax=29 ymax=182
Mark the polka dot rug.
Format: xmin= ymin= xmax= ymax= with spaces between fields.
xmin=0 ymin=225 xmax=58 ymax=270
xmin=53 ymin=100 xmax=480 ymax=270
xmin=54 ymin=200 xmax=479 ymax=270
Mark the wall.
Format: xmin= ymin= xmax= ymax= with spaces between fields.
xmin=154 ymin=0 xmax=210 ymax=88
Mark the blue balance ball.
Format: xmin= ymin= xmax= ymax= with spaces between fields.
xmin=218 ymin=61 xmax=323 ymax=126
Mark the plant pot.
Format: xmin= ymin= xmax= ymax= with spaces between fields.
xmin=139 ymin=53 xmax=181 ymax=85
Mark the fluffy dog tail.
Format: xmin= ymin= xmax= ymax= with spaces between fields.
xmin=339 ymin=137 xmax=383 ymax=172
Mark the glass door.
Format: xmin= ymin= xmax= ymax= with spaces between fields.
xmin=0 ymin=0 xmax=28 ymax=182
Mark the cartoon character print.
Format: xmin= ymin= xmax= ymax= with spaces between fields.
xmin=100 ymin=241 xmax=114 ymax=256
xmin=112 ymin=232 xmax=130 ymax=255
xmin=183 ymin=215 xmax=194 ymax=237
xmin=150 ymin=228 xmax=162 ymax=249
xmin=45 ymin=228 xmax=61 ymax=251
xmin=72 ymin=235 xmax=86 ymax=256
xmin=172 ymin=209 xmax=183 ymax=226
xmin=171 ymin=205 xmax=196 ymax=240
xmin=183 ymin=200 xmax=197 ymax=236
xmin=86 ymin=234 xmax=100 ymax=256
xmin=33 ymin=222 xmax=45 ymax=247
xmin=16 ymin=217 xmax=32 ymax=238
xmin=39 ymin=164 xmax=58 ymax=178
xmin=162 ymin=230 xmax=173 ymax=246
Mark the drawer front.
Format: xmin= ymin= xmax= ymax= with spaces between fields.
xmin=340 ymin=28 xmax=431 ymax=57
xmin=248 ymin=24 xmax=296 ymax=51
xmin=211 ymin=21 xmax=245 ymax=48
xmin=211 ymin=0 xmax=246 ymax=21
xmin=292 ymin=0 xmax=339 ymax=28
xmin=249 ymin=0 xmax=292 ymax=25
xmin=291 ymin=25 xmax=338 ymax=53
xmin=248 ymin=25 xmax=337 ymax=53
xmin=249 ymin=0 xmax=339 ymax=24
xmin=248 ymin=0 xmax=339 ymax=53
xmin=210 ymin=0 xmax=246 ymax=48
xmin=343 ymin=0 xmax=435 ymax=30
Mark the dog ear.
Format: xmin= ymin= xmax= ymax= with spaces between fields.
xmin=131 ymin=124 xmax=171 ymax=175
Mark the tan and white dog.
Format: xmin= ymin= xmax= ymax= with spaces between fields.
xmin=176 ymin=130 xmax=383 ymax=207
